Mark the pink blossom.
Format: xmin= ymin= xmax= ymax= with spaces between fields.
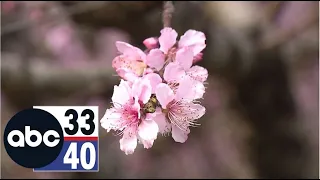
xmin=162 ymin=62 xmax=206 ymax=100
xmin=145 ymin=27 xmax=206 ymax=72
xmin=112 ymin=41 xmax=148 ymax=81
xmin=177 ymin=28 xmax=206 ymax=56
xmin=102 ymin=27 xmax=208 ymax=154
xmin=174 ymin=47 xmax=208 ymax=83
xmin=113 ymin=41 xmax=166 ymax=83
xmin=154 ymin=79 xmax=206 ymax=143
xmin=163 ymin=47 xmax=208 ymax=99
xmin=100 ymin=79 xmax=159 ymax=155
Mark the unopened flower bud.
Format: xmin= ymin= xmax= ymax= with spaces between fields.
xmin=143 ymin=37 xmax=159 ymax=49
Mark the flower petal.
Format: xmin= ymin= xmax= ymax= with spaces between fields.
xmin=171 ymin=125 xmax=190 ymax=143
xmin=186 ymin=65 xmax=208 ymax=82
xmin=145 ymin=112 xmax=157 ymax=121
xmin=116 ymin=41 xmax=146 ymax=61
xmin=137 ymin=117 xmax=159 ymax=149
xmin=163 ymin=62 xmax=185 ymax=83
xmin=143 ymin=73 xmax=162 ymax=94
xmin=146 ymin=49 xmax=165 ymax=71
xmin=143 ymin=68 xmax=154 ymax=75
xmin=138 ymin=138 xmax=154 ymax=149
xmin=192 ymin=80 xmax=205 ymax=99
xmin=116 ymin=68 xmax=139 ymax=83
xmin=112 ymin=55 xmax=147 ymax=76
xmin=175 ymin=77 xmax=196 ymax=101
xmin=100 ymin=108 xmax=123 ymax=132
xmin=193 ymin=53 xmax=203 ymax=64
xmin=112 ymin=56 xmax=125 ymax=70
xmin=178 ymin=30 xmax=206 ymax=56
xmin=168 ymin=101 xmax=205 ymax=132
xmin=138 ymin=120 xmax=159 ymax=142
xmin=152 ymin=108 xmax=171 ymax=134
xmin=155 ymin=83 xmax=175 ymax=109
xmin=183 ymin=102 xmax=206 ymax=120
xmin=132 ymin=78 xmax=152 ymax=104
xmin=175 ymin=47 xmax=194 ymax=70
xmin=119 ymin=126 xmax=138 ymax=155
xmin=111 ymin=79 xmax=132 ymax=106
xmin=159 ymin=27 xmax=178 ymax=54
xmin=133 ymin=98 xmax=141 ymax=119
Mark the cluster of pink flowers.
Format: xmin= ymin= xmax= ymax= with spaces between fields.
xmin=100 ymin=27 xmax=208 ymax=155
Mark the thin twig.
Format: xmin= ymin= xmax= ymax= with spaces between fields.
xmin=162 ymin=1 xmax=174 ymax=28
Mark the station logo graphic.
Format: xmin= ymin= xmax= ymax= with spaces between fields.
xmin=3 ymin=106 xmax=99 ymax=172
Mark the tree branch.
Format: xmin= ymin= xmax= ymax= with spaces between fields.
xmin=259 ymin=1 xmax=319 ymax=50
xmin=259 ymin=11 xmax=318 ymax=50
xmin=162 ymin=1 xmax=174 ymax=28
xmin=1 ymin=2 xmax=163 ymax=36
xmin=1 ymin=53 xmax=118 ymax=97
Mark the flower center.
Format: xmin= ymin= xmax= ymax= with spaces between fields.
xmin=123 ymin=105 xmax=139 ymax=123
xmin=134 ymin=61 xmax=147 ymax=76
xmin=166 ymin=47 xmax=177 ymax=62
xmin=167 ymin=82 xmax=179 ymax=94
xmin=142 ymin=95 xmax=158 ymax=114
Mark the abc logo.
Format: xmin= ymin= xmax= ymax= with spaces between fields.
xmin=7 ymin=126 xmax=60 ymax=148
xmin=3 ymin=108 xmax=64 ymax=169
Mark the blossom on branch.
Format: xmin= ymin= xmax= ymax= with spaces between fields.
xmin=101 ymin=27 xmax=208 ymax=155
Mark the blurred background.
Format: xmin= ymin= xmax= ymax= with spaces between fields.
xmin=1 ymin=1 xmax=319 ymax=179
